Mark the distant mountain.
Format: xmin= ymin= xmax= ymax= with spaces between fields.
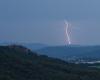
xmin=37 ymin=45 xmax=100 ymax=61
xmin=0 ymin=45 xmax=100 ymax=80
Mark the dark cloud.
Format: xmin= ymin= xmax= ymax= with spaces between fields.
xmin=0 ymin=0 xmax=100 ymax=45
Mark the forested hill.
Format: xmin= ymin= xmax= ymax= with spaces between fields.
xmin=0 ymin=45 xmax=100 ymax=80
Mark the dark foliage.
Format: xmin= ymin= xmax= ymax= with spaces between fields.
xmin=0 ymin=45 xmax=100 ymax=80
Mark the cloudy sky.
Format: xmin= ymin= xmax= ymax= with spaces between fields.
xmin=0 ymin=0 xmax=100 ymax=45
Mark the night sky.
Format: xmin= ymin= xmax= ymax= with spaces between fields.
xmin=0 ymin=0 xmax=100 ymax=45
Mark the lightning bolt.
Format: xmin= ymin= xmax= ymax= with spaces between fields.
xmin=64 ymin=20 xmax=71 ymax=45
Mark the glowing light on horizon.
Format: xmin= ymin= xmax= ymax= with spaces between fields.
xmin=64 ymin=20 xmax=71 ymax=45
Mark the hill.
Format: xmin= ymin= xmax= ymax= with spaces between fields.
xmin=37 ymin=45 xmax=100 ymax=62
xmin=0 ymin=42 xmax=48 ymax=50
xmin=0 ymin=45 xmax=100 ymax=80
xmin=22 ymin=43 xmax=48 ymax=50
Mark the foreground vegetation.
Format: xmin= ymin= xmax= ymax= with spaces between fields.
xmin=0 ymin=45 xmax=100 ymax=80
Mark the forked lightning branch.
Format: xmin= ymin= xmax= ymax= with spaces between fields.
xmin=64 ymin=20 xmax=71 ymax=45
